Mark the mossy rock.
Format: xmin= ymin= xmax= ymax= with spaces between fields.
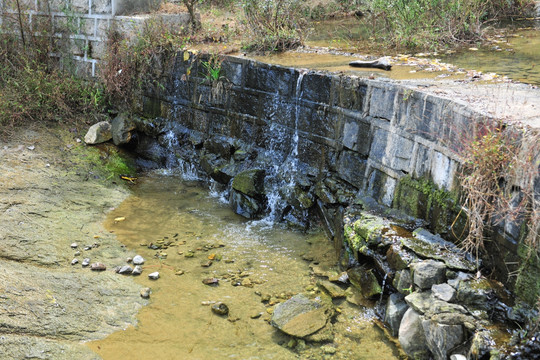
xmin=515 ymin=243 xmax=540 ymax=305
xmin=232 ymin=169 xmax=265 ymax=197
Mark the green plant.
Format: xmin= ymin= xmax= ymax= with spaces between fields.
xmin=363 ymin=0 xmax=535 ymax=50
xmin=99 ymin=16 xmax=188 ymax=112
xmin=453 ymin=120 xmax=540 ymax=261
xmin=241 ymin=0 xmax=308 ymax=52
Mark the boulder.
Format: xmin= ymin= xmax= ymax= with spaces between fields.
xmin=393 ymin=269 xmax=413 ymax=295
xmin=422 ymin=320 xmax=464 ymax=360
xmin=412 ymin=260 xmax=446 ymax=290
xmin=271 ymin=294 xmax=330 ymax=338
xmin=432 ymin=283 xmax=456 ymax=302
xmin=229 ymin=189 xmax=261 ymax=219
xmin=111 ymin=113 xmax=137 ymax=145
xmin=347 ymin=267 xmax=382 ymax=299
xmin=385 ymin=293 xmax=408 ymax=337
xmin=317 ymin=280 xmax=346 ymax=299
xmin=398 ymin=308 xmax=430 ymax=359
xmin=84 ymin=121 xmax=112 ymax=144
xmin=232 ymin=169 xmax=265 ymax=197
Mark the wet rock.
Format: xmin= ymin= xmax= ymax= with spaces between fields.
xmin=402 ymin=229 xmax=476 ymax=272
xmin=271 ymin=294 xmax=330 ymax=338
xmin=386 ymin=244 xmax=416 ymax=271
xmin=117 ymin=265 xmax=133 ymax=275
xmin=81 ymin=258 xmax=90 ymax=267
xmin=317 ymin=280 xmax=346 ymax=299
xmin=84 ymin=121 xmax=112 ymax=145
xmin=229 ymin=189 xmax=261 ymax=219
xmin=343 ymin=212 xmax=389 ymax=253
xmin=347 ymin=267 xmax=381 ymax=299
xmin=71 ymin=259 xmax=78 ymax=265
xmin=90 ymin=263 xmax=106 ymax=271
xmin=328 ymin=271 xmax=349 ymax=284
xmin=314 ymin=181 xmax=337 ymax=204
xmin=241 ymin=278 xmax=253 ymax=287
xmin=399 ymin=308 xmax=430 ymax=360
xmin=432 ymin=283 xmax=456 ymax=302
xmin=132 ymin=265 xmax=143 ymax=276
xmin=211 ymin=302 xmax=229 ymax=316
xmin=321 ymin=345 xmax=337 ymax=354
xmin=232 ymin=169 xmax=265 ymax=197
xmin=148 ymin=272 xmax=160 ymax=280
xmin=133 ymin=255 xmax=145 ymax=265
xmin=202 ymin=278 xmax=219 ymax=285
xmin=393 ymin=269 xmax=413 ymax=295
xmin=204 ymin=136 xmax=235 ymax=160
xmin=200 ymin=260 xmax=213 ymax=267
xmin=455 ymin=278 xmax=496 ymax=311
xmin=385 ymin=293 xmax=409 ymax=337
xmin=111 ymin=113 xmax=136 ymax=146
xmin=411 ymin=260 xmax=446 ymax=290
xmin=422 ymin=319 xmax=464 ymax=360
xmin=140 ymin=287 xmax=151 ymax=299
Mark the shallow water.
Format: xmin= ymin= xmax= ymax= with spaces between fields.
xmin=262 ymin=18 xmax=540 ymax=85
xmin=87 ymin=172 xmax=400 ymax=359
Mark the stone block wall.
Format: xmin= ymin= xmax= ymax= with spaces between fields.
xmin=141 ymin=53 xmax=538 ymax=296
xmin=0 ymin=0 xmax=189 ymax=76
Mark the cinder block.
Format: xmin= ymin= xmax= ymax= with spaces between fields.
xmin=369 ymin=84 xmax=397 ymax=121
xmin=71 ymin=0 xmax=90 ymax=14
xmin=92 ymin=0 xmax=112 ymax=15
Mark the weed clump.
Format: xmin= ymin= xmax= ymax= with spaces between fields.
xmin=241 ymin=0 xmax=307 ymax=52
xmin=363 ymin=0 xmax=536 ymax=50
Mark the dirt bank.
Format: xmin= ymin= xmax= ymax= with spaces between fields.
xmin=0 ymin=126 xmax=145 ymax=359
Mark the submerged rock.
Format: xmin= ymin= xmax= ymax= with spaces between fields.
xmin=271 ymin=294 xmax=330 ymax=338
xmin=211 ymin=302 xmax=229 ymax=316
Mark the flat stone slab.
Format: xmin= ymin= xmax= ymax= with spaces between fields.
xmin=271 ymin=294 xmax=330 ymax=338
xmin=401 ymin=229 xmax=476 ymax=272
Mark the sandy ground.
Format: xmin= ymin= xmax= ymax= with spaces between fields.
xmin=0 ymin=126 xmax=146 ymax=359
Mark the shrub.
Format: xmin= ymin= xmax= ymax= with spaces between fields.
xmin=241 ymin=0 xmax=307 ymax=52
xmin=365 ymin=0 xmax=535 ymax=50
xmin=99 ymin=16 xmax=188 ymax=112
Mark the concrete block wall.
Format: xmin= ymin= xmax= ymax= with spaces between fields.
xmin=0 ymin=0 xmax=187 ymax=76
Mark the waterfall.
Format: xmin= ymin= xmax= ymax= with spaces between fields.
xmin=161 ymin=130 xmax=200 ymax=180
xmin=255 ymin=70 xmax=306 ymax=225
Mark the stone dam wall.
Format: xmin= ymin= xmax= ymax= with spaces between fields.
xmin=134 ymin=52 xmax=537 ymax=292
xmin=106 ymin=52 xmax=539 ymax=358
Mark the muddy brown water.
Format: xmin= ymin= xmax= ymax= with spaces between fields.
xmin=87 ymin=171 xmax=400 ymax=359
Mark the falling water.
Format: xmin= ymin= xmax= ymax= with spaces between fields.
xmin=161 ymin=130 xmax=200 ymax=180
xmin=256 ymin=70 xmax=306 ymax=224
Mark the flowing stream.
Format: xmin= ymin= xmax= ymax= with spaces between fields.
xmin=87 ymin=172 xmax=400 ymax=359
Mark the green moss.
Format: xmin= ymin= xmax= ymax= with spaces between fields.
xmin=71 ymin=142 xmax=136 ymax=182
xmin=394 ymin=175 xmax=461 ymax=233
xmin=515 ymin=243 xmax=540 ymax=305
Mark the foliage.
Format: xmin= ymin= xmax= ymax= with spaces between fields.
xmin=182 ymin=0 xmax=202 ymax=33
xmin=364 ymin=0 xmax=535 ymax=50
xmin=454 ymin=120 xmax=539 ymax=260
xmin=241 ymin=0 xmax=308 ymax=52
xmin=99 ymin=16 xmax=188 ymax=112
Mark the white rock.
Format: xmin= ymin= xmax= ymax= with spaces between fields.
xmin=71 ymin=259 xmax=78 ymax=265
xmin=70 ymin=243 xmax=78 ymax=249
xmin=82 ymin=258 xmax=90 ymax=267
xmin=84 ymin=121 xmax=112 ymax=145
xmin=148 ymin=272 xmax=160 ymax=280
xmin=133 ymin=255 xmax=145 ymax=265
xmin=132 ymin=265 xmax=143 ymax=275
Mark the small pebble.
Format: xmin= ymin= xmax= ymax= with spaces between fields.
xmin=71 ymin=258 xmax=78 ymax=265
xmin=132 ymin=265 xmax=143 ymax=276
xmin=90 ymin=263 xmax=106 ymax=271
xmin=70 ymin=243 xmax=78 ymax=249
xmin=74 ymin=251 xmax=81 ymax=256
xmin=82 ymin=258 xmax=90 ymax=267
xmin=175 ymin=270 xmax=185 ymax=276
xmin=211 ymin=302 xmax=229 ymax=316
xmin=126 ymin=257 xmax=133 ymax=263
xmin=118 ymin=265 xmax=133 ymax=275
xmin=148 ymin=272 xmax=160 ymax=280
xmin=133 ymin=255 xmax=145 ymax=265
xmin=140 ymin=287 xmax=151 ymax=299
